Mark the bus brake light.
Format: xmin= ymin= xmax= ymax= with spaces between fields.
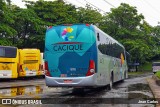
xmin=86 ymin=60 xmax=95 ymax=76
xmin=45 ymin=61 xmax=51 ymax=77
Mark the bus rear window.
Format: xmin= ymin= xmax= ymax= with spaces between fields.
xmin=23 ymin=60 xmax=38 ymax=64
xmin=0 ymin=47 xmax=17 ymax=58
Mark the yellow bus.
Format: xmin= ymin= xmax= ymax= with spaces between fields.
xmin=18 ymin=49 xmax=42 ymax=77
xmin=0 ymin=46 xmax=19 ymax=78
xmin=40 ymin=53 xmax=45 ymax=75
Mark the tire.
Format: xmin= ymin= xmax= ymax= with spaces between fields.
xmin=109 ymin=73 xmax=113 ymax=90
xmin=124 ymin=71 xmax=126 ymax=79
xmin=72 ymin=88 xmax=84 ymax=94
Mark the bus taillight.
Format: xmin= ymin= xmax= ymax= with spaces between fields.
xmin=45 ymin=61 xmax=51 ymax=77
xmin=86 ymin=60 xmax=95 ymax=76
xmin=20 ymin=65 xmax=23 ymax=72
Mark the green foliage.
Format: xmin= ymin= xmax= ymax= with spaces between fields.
xmin=26 ymin=0 xmax=78 ymax=25
xmin=123 ymin=39 xmax=152 ymax=63
xmin=100 ymin=3 xmax=159 ymax=64
xmin=76 ymin=5 xmax=103 ymax=24
xmin=0 ymin=0 xmax=160 ymax=64
xmin=139 ymin=62 xmax=152 ymax=71
xmin=11 ymin=6 xmax=45 ymax=49
xmin=155 ymin=71 xmax=160 ymax=79
xmin=0 ymin=38 xmax=12 ymax=46
xmin=100 ymin=3 xmax=144 ymax=38
xmin=0 ymin=0 xmax=17 ymax=37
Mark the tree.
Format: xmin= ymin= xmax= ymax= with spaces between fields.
xmin=26 ymin=0 xmax=78 ymax=25
xmin=11 ymin=6 xmax=45 ymax=49
xmin=99 ymin=3 xmax=154 ymax=63
xmin=0 ymin=0 xmax=17 ymax=42
xmin=76 ymin=4 xmax=103 ymax=24
xmin=100 ymin=3 xmax=144 ymax=40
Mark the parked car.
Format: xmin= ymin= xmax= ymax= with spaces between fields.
xmin=152 ymin=62 xmax=160 ymax=74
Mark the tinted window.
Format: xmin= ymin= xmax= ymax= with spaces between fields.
xmin=98 ymin=42 xmax=125 ymax=59
xmin=0 ymin=47 xmax=17 ymax=58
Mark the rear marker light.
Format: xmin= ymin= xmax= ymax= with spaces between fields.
xmin=48 ymin=26 xmax=52 ymax=29
xmin=86 ymin=24 xmax=90 ymax=26
xmin=86 ymin=60 xmax=95 ymax=76
xmin=90 ymin=69 xmax=95 ymax=73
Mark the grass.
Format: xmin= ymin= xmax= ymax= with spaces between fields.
xmin=138 ymin=62 xmax=152 ymax=71
xmin=128 ymin=70 xmax=151 ymax=75
xmin=128 ymin=60 xmax=160 ymax=76
xmin=128 ymin=62 xmax=152 ymax=76
xmin=155 ymin=71 xmax=160 ymax=79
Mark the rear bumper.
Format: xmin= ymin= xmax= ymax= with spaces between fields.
xmin=19 ymin=71 xmax=37 ymax=77
xmin=0 ymin=75 xmax=12 ymax=78
xmin=45 ymin=74 xmax=97 ymax=87
xmin=0 ymin=70 xmax=13 ymax=78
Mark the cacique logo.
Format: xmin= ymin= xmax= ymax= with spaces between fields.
xmin=61 ymin=27 xmax=74 ymax=41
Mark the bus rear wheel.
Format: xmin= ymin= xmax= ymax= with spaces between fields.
xmin=109 ymin=73 xmax=113 ymax=90
xmin=72 ymin=88 xmax=84 ymax=94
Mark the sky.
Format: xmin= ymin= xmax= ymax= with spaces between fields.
xmin=11 ymin=0 xmax=160 ymax=26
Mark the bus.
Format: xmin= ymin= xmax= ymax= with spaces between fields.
xmin=18 ymin=49 xmax=42 ymax=77
xmin=0 ymin=46 xmax=19 ymax=78
xmin=44 ymin=24 xmax=128 ymax=88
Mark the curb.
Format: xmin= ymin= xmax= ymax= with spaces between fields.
xmin=152 ymin=75 xmax=160 ymax=86
xmin=147 ymin=78 xmax=160 ymax=107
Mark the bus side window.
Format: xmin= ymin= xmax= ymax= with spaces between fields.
xmin=97 ymin=33 xmax=100 ymax=41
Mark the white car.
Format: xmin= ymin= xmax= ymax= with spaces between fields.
xmin=152 ymin=62 xmax=160 ymax=74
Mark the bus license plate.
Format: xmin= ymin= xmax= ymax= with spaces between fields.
xmin=64 ymin=80 xmax=72 ymax=83
xmin=61 ymin=74 xmax=67 ymax=77
xmin=3 ymin=74 xmax=7 ymax=76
